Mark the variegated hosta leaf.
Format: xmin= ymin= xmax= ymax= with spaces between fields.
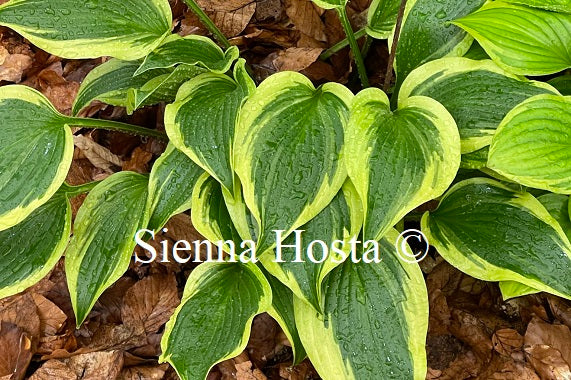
xmin=146 ymin=144 xmax=204 ymax=232
xmin=126 ymin=65 xmax=206 ymax=115
xmin=295 ymin=230 xmax=428 ymax=380
xmin=166 ymin=59 xmax=255 ymax=192
xmin=0 ymin=192 xmax=70 ymax=299
xmin=538 ymin=193 xmax=571 ymax=241
xmin=72 ymin=59 xmax=204 ymax=116
xmin=463 ymin=41 xmax=489 ymax=60
xmin=549 ymin=75 xmax=571 ymax=96
xmin=421 ymin=178 xmax=571 ymax=300
xmin=0 ymin=85 xmax=73 ymax=231
xmin=66 ymin=172 xmax=149 ymax=325
xmin=453 ymin=2 xmax=571 ymax=76
xmin=260 ymin=180 xmax=363 ymax=311
xmin=399 ymin=57 xmax=557 ymax=154
xmin=488 ymin=94 xmax=571 ymax=194
xmin=310 ymin=0 xmax=348 ymax=9
xmin=160 ymin=262 xmax=272 ymax=380
xmin=135 ymin=34 xmax=240 ymax=76
xmin=460 ymin=147 xmax=488 ymax=170
xmin=191 ymin=173 xmax=243 ymax=252
xmin=260 ymin=265 xmax=307 ymax=365
xmin=499 ymin=281 xmax=540 ymax=300
xmin=234 ymin=72 xmax=353 ymax=254
xmin=393 ymin=0 xmax=486 ymax=90
xmin=0 ymin=0 xmax=171 ymax=60
xmin=222 ymin=176 xmax=260 ymax=243
xmin=367 ymin=0 xmax=400 ymax=39
xmin=506 ymin=0 xmax=571 ymax=13
xmin=346 ymin=88 xmax=460 ymax=241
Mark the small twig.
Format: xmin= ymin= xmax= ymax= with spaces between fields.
xmin=68 ymin=117 xmax=168 ymax=140
xmin=183 ymin=0 xmax=232 ymax=49
xmin=337 ymin=7 xmax=370 ymax=88
xmin=320 ymin=28 xmax=368 ymax=60
xmin=383 ymin=0 xmax=408 ymax=93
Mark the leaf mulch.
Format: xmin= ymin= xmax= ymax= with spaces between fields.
xmin=0 ymin=0 xmax=570 ymax=379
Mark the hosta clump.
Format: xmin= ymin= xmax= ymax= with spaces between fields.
xmin=0 ymin=0 xmax=570 ymax=379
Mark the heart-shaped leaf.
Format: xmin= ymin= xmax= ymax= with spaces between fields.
xmin=0 ymin=85 xmax=73 ymax=231
xmin=399 ymin=57 xmax=557 ymax=154
xmin=295 ymin=229 xmax=428 ymax=380
xmin=160 ymin=262 xmax=272 ymax=380
xmin=346 ymin=88 xmax=460 ymax=241
xmin=135 ymin=34 xmax=240 ymax=75
xmin=421 ymin=178 xmax=571 ymax=300
xmin=234 ymin=72 xmax=353 ymax=254
xmin=146 ymin=144 xmax=204 ymax=232
xmin=454 ymin=2 xmax=571 ymax=75
xmin=0 ymin=0 xmax=172 ymax=60
xmin=260 ymin=180 xmax=363 ymax=312
xmin=488 ymin=94 xmax=571 ymax=194
xmin=0 ymin=191 xmax=70 ymax=299
xmin=66 ymin=172 xmax=149 ymax=325
xmin=165 ymin=59 xmax=255 ymax=192
xmin=393 ymin=0 xmax=486 ymax=90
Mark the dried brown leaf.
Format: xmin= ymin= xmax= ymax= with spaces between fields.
xmin=525 ymin=344 xmax=571 ymax=380
xmin=273 ymin=47 xmax=323 ymax=72
xmin=66 ymin=350 xmax=124 ymax=379
xmin=492 ymin=329 xmax=524 ymax=357
xmin=196 ymin=0 xmax=256 ymax=37
xmin=122 ymin=146 xmax=153 ymax=174
xmin=0 ymin=322 xmax=33 ymax=380
xmin=28 ymin=360 xmax=76 ymax=380
xmin=73 ymin=135 xmax=124 ymax=173
xmin=30 ymin=293 xmax=67 ymax=338
xmin=284 ymin=0 xmax=327 ymax=42
xmin=525 ymin=318 xmax=571 ymax=367
xmin=120 ymin=364 xmax=169 ymax=380
xmin=0 ymin=46 xmax=32 ymax=83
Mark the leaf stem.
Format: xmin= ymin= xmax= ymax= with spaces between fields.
xmin=68 ymin=117 xmax=168 ymax=140
xmin=383 ymin=0 xmax=408 ymax=93
xmin=336 ymin=7 xmax=369 ymax=88
xmin=183 ymin=0 xmax=232 ymax=49
xmin=320 ymin=28 xmax=367 ymax=60
xmin=61 ymin=181 xmax=102 ymax=197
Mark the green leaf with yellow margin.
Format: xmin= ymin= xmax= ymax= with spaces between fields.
xmin=165 ymin=59 xmax=255 ymax=192
xmin=499 ymin=281 xmax=540 ymax=300
xmin=160 ymin=262 xmax=272 ymax=380
xmin=488 ymin=94 xmax=571 ymax=194
xmin=295 ymin=229 xmax=428 ymax=380
xmin=0 ymin=85 xmax=73 ymax=231
xmin=367 ymin=0 xmax=401 ymax=39
xmin=399 ymin=57 xmax=558 ymax=154
xmin=0 ymin=191 xmax=70 ymax=299
xmin=260 ymin=180 xmax=363 ymax=312
xmin=538 ymin=193 xmax=571 ymax=241
xmin=506 ymin=0 xmax=571 ymax=13
xmin=453 ymin=2 xmax=571 ymax=76
xmin=346 ymin=87 xmax=460 ymax=242
xmin=392 ymin=0 xmax=486 ymax=91
xmin=146 ymin=144 xmax=204 ymax=232
xmin=310 ymin=0 xmax=347 ymax=10
xmin=421 ymin=178 xmax=571 ymax=300
xmin=0 ymin=0 xmax=172 ymax=60
xmin=135 ymin=34 xmax=239 ymax=75
xmin=65 ymin=172 xmax=149 ymax=325
xmin=234 ymin=71 xmax=353 ymax=254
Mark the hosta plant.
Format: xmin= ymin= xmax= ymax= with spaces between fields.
xmin=0 ymin=0 xmax=570 ymax=379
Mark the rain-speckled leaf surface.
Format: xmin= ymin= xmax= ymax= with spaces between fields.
xmin=549 ymin=75 xmax=571 ymax=96
xmin=0 ymin=85 xmax=73 ymax=231
xmin=399 ymin=58 xmax=557 ymax=154
xmin=422 ymin=178 xmax=571 ymax=300
xmin=538 ymin=193 xmax=571 ymax=241
xmin=72 ymin=59 xmax=171 ymax=116
xmin=191 ymin=173 xmax=243 ymax=254
xmin=160 ymin=262 xmax=272 ymax=380
xmin=0 ymin=0 xmax=172 ymax=60
xmin=454 ymin=2 xmax=571 ymax=76
xmin=260 ymin=180 xmax=363 ymax=312
xmin=367 ymin=0 xmax=400 ymax=39
xmin=0 ymin=192 xmax=70 ymax=299
xmin=66 ymin=172 xmax=149 ymax=325
xmin=166 ymin=60 xmax=255 ymax=192
xmin=460 ymin=146 xmax=488 ymax=170
xmin=146 ymin=144 xmax=204 ymax=232
xmin=295 ymin=230 xmax=428 ymax=380
xmin=393 ymin=0 xmax=485 ymax=90
xmin=135 ymin=34 xmax=239 ymax=75
xmin=346 ymin=88 xmax=460 ymax=241
xmin=506 ymin=0 xmax=571 ymax=13
xmin=234 ymin=72 xmax=353 ymax=254
xmin=261 ymin=265 xmax=307 ymax=365
xmin=488 ymin=94 xmax=571 ymax=194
